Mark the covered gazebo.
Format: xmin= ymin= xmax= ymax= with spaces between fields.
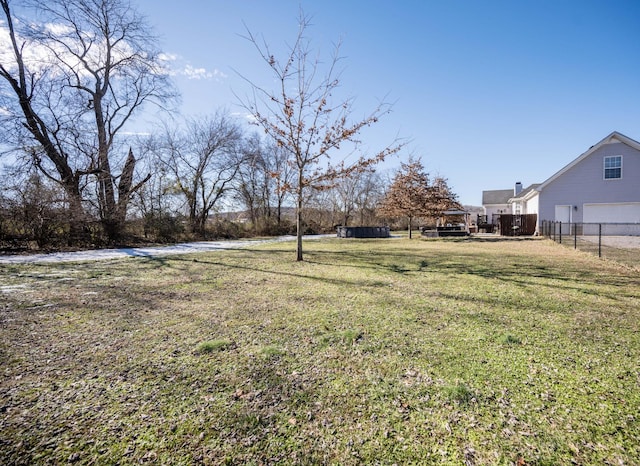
xmin=423 ymin=210 xmax=471 ymax=237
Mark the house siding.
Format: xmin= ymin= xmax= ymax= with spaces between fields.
xmin=538 ymin=142 xmax=640 ymax=224
xmin=484 ymin=204 xmax=510 ymax=219
xmin=525 ymin=195 xmax=539 ymax=217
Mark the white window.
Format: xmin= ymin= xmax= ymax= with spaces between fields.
xmin=604 ymin=155 xmax=622 ymax=179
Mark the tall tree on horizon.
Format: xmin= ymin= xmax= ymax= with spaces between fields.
xmin=0 ymin=0 xmax=177 ymax=242
xmin=153 ymin=112 xmax=244 ymax=235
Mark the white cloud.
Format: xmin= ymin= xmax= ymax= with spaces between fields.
xmin=43 ymin=22 xmax=74 ymax=36
xmin=212 ymin=69 xmax=227 ymax=80
xmin=120 ymin=131 xmax=151 ymax=137
xmin=183 ymin=64 xmax=210 ymax=80
xmin=0 ymin=20 xmax=138 ymax=78
xmin=159 ymin=52 xmax=226 ymax=81
xmin=0 ymin=22 xmax=50 ymax=74
xmin=181 ymin=64 xmax=227 ymax=81
xmin=2 ymin=18 xmax=224 ymax=84
xmin=231 ymin=112 xmax=258 ymax=124
xmin=159 ymin=52 xmax=179 ymax=62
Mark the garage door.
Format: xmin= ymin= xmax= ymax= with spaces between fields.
xmin=583 ymin=203 xmax=640 ymax=223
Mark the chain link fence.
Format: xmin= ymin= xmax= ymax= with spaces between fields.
xmin=541 ymin=220 xmax=640 ymax=269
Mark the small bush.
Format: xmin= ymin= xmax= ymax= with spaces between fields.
xmin=499 ymin=333 xmax=522 ymax=345
xmin=260 ymin=345 xmax=285 ymax=357
xmin=206 ymin=219 xmax=248 ymax=240
xmin=255 ymin=218 xmax=296 ymax=236
xmin=196 ymin=339 xmax=232 ymax=354
xmin=340 ymin=329 xmax=363 ymax=346
xmin=143 ymin=213 xmax=185 ymax=242
xmin=444 ymin=383 xmax=476 ymax=405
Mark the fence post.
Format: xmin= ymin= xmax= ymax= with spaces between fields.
xmin=559 ymin=222 xmax=562 ymax=244
xmin=573 ymin=222 xmax=577 ymax=249
xmin=598 ymin=223 xmax=602 ymax=258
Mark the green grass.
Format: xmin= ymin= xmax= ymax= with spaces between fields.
xmin=499 ymin=333 xmax=522 ymax=345
xmin=196 ymin=339 xmax=234 ymax=353
xmin=1 ymin=236 xmax=639 ymax=464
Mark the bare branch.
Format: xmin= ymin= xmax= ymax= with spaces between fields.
xmin=0 ymin=0 xmax=178 ymax=241
xmin=237 ymin=11 xmax=403 ymax=260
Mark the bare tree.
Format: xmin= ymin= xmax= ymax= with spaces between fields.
xmin=268 ymin=141 xmax=295 ymax=226
xmin=0 ymin=161 xmax=71 ymax=248
xmin=331 ymin=174 xmax=358 ymax=228
xmin=0 ymin=0 xmax=176 ymax=242
xmin=239 ymin=13 xmax=402 ymax=260
xmin=332 ymin=168 xmax=383 ymax=227
xmin=306 ymin=188 xmax=340 ymax=233
xmin=127 ymin=138 xmax=187 ymax=240
xmin=235 ymin=133 xmax=271 ymax=231
xmin=236 ymin=135 xmax=294 ymax=233
xmin=155 ymin=112 xmax=244 ymax=235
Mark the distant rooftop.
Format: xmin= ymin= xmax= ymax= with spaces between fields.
xmin=511 ymin=184 xmax=541 ymax=199
xmin=482 ymin=189 xmax=513 ymax=205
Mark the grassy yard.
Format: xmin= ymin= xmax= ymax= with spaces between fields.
xmin=1 ymin=236 xmax=639 ymax=465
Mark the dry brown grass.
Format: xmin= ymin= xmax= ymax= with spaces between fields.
xmin=1 ymin=236 xmax=639 ymax=464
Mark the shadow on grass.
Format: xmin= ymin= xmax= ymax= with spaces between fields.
xmin=14 ymin=239 xmax=639 ymax=305
xmin=49 ymin=237 xmax=632 ymax=317
xmin=301 ymin=243 xmax=639 ymax=301
xmin=140 ymin=248 xmax=389 ymax=289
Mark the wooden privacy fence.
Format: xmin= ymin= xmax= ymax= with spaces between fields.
xmin=499 ymin=214 xmax=537 ymax=236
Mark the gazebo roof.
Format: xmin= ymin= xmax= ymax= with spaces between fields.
xmin=442 ymin=210 xmax=468 ymax=216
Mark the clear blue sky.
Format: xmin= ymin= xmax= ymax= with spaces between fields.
xmin=135 ymin=0 xmax=640 ymax=206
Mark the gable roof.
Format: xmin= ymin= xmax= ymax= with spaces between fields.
xmin=537 ymin=131 xmax=640 ymax=192
xmin=509 ymin=183 xmax=541 ymax=202
xmin=482 ymin=189 xmax=513 ymax=205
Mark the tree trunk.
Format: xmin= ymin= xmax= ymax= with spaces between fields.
xmin=408 ymin=216 xmax=413 ymax=239
xmin=296 ymin=183 xmax=304 ymax=261
xmin=114 ymin=148 xmax=136 ymax=227
xmin=198 ymin=214 xmax=207 ymax=235
xmin=93 ymin=96 xmax=120 ymax=241
xmin=277 ymin=201 xmax=282 ymax=225
xmin=66 ymin=190 xmax=88 ymax=245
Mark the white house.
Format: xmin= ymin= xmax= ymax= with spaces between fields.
xmin=508 ymin=183 xmax=540 ymax=216
xmin=481 ymin=188 xmax=514 ymax=220
xmin=487 ymin=131 xmax=640 ymax=233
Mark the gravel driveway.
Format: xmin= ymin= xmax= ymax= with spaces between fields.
xmin=0 ymin=235 xmax=329 ymax=264
xmin=581 ymin=235 xmax=640 ymax=249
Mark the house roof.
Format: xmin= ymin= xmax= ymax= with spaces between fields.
xmin=481 ymin=131 xmax=639 ymax=205
xmin=509 ymin=183 xmax=541 ymax=202
xmin=482 ymin=189 xmax=513 ymax=205
xmin=536 ymin=131 xmax=640 ymax=192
